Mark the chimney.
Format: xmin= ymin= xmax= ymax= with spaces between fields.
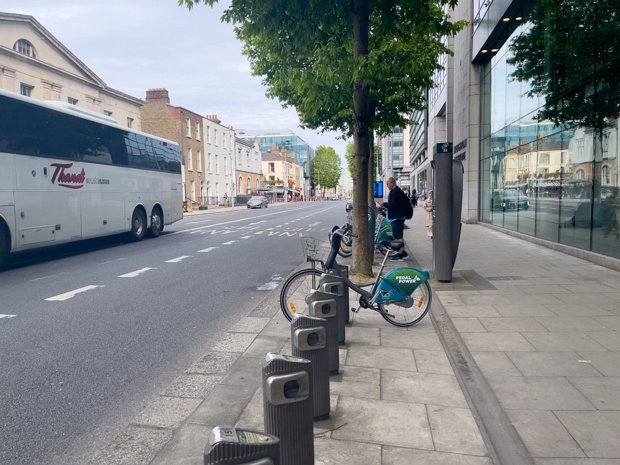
xmin=145 ymin=88 xmax=170 ymax=104
xmin=206 ymin=114 xmax=221 ymax=124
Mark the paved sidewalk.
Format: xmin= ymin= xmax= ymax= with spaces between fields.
xmin=88 ymin=207 xmax=620 ymax=465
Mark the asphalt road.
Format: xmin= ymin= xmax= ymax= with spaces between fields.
xmin=0 ymin=201 xmax=346 ymax=465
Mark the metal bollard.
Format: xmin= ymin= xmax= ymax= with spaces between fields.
xmin=262 ymin=353 xmax=314 ymax=465
xmin=332 ymin=262 xmax=351 ymax=324
xmin=305 ymin=289 xmax=339 ymax=375
xmin=204 ymin=426 xmax=280 ymax=465
xmin=318 ymin=274 xmax=347 ymax=346
xmin=291 ymin=315 xmax=330 ymax=420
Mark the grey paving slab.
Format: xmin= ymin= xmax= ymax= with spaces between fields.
xmin=506 ymin=352 xmax=604 ymax=377
xmin=86 ymin=426 xmax=173 ymax=465
xmin=235 ymin=387 xmax=264 ymax=431
xmin=427 ymin=405 xmax=488 ymax=455
xmin=522 ymin=333 xmax=608 ymax=352
xmin=443 ymin=304 xmax=503 ymax=318
xmin=460 ymin=332 xmax=536 ymax=352
xmin=556 ymin=411 xmax=620 ymax=457
xmin=451 ymin=317 xmax=487 ymax=332
xmin=258 ymin=316 xmax=291 ymax=337
xmin=587 ymin=332 xmax=620 ymax=350
xmin=133 ymin=396 xmax=202 ymax=429
xmin=188 ymin=384 xmax=258 ymax=426
xmin=577 ymin=352 xmax=620 ymax=376
xmin=331 ymin=396 xmax=433 ymax=449
xmin=568 ymin=377 xmax=620 ymax=410
xmin=209 ymin=332 xmax=257 ymax=352
xmin=543 ymin=304 xmax=615 ymax=317
xmin=414 ymin=349 xmax=455 ymax=375
xmin=560 ymin=283 xmax=618 ymax=293
xmin=383 ymin=447 xmax=493 ymax=465
xmin=149 ymin=423 xmax=212 ymax=465
xmin=535 ymin=317 xmax=610 ymax=332
xmin=228 ymin=316 xmax=270 ymax=333
xmin=494 ymin=304 xmax=557 ymax=317
xmin=479 ymin=317 xmax=549 ymax=332
xmin=382 ymin=370 xmax=468 ymax=408
xmin=506 ymin=409 xmax=585 ymax=458
xmin=220 ymin=355 xmax=264 ymax=388
xmin=164 ymin=374 xmax=221 ymax=399
xmin=243 ymin=334 xmax=288 ymax=357
xmin=185 ymin=351 xmax=241 ymax=375
xmin=596 ymin=316 xmax=620 ymax=331
xmin=380 ymin=324 xmax=444 ymax=350
xmin=346 ymin=345 xmax=417 ymax=371
xmin=487 ymin=376 xmax=595 ymax=410
xmin=329 ymin=365 xmax=381 ymax=399
xmin=534 ymin=459 xmax=620 ymax=465
xmin=470 ymin=351 xmax=523 ymax=377
xmin=345 ymin=326 xmax=380 ymax=345
xmin=314 ymin=438 xmax=381 ymax=465
xmin=554 ymin=293 xmax=618 ymax=308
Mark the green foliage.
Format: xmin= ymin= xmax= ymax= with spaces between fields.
xmin=345 ymin=142 xmax=355 ymax=180
xmin=312 ymin=146 xmax=341 ymax=191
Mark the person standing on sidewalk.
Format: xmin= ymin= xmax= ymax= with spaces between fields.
xmin=411 ymin=189 xmax=418 ymax=208
xmin=380 ymin=177 xmax=409 ymax=261
xmin=424 ymin=190 xmax=433 ymax=239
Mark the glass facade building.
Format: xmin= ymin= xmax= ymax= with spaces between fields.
xmin=240 ymin=131 xmax=314 ymax=174
xmin=479 ymin=0 xmax=619 ymax=259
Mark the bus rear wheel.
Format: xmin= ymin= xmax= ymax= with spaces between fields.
xmin=130 ymin=208 xmax=147 ymax=241
xmin=148 ymin=207 xmax=163 ymax=238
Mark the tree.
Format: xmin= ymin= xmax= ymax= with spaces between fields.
xmin=312 ymin=146 xmax=341 ymax=197
xmin=180 ymin=0 xmax=465 ymax=275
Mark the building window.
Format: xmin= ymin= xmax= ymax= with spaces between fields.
xmin=104 ymin=110 xmax=113 ymax=117
xmin=247 ymin=177 xmax=251 ymax=193
xmin=127 ymin=117 xmax=134 ymax=128
xmin=215 ymin=155 xmax=219 ymax=173
xmin=269 ymin=162 xmax=275 ymax=173
xmin=207 ymin=152 xmax=212 ymax=172
xmin=187 ymin=148 xmax=193 ymax=171
xmin=67 ymin=97 xmax=78 ymax=105
xmin=239 ymin=176 xmax=243 ymax=193
xmin=539 ymin=152 xmax=550 ymax=165
xmin=197 ymin=150 xmax=202 ymax=173
xmin=214 ymin=129 xmax=218 ymax=146
xmin=206 ymin=127 xmax=210 ymax=143
xmin=186 ymin=118 xmax=191 ymax=137
xmin=20 ymin=83 xmax=33 ymax=97
xmin=13 ymin=39 xmax=36 ymax=58
xmin=195 ymin=121 xmax=201 ymax=140
xmin=602 ymin=165 xmax=611 ymax=185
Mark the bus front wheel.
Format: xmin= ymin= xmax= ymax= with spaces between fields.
xmin=130 ymin=208 xmax=147 ymax=241
xmin=0 ymin=229 xmax=9 ymax=269
xmin=148 ymin=207 xmax=163 ymax=238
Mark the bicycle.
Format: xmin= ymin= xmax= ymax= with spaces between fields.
xmin=280 ymin=228 xmax=432 ymax=327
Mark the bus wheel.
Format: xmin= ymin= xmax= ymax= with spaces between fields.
xmin=130 ymin=208 xmax=147 ymax=241
xmin=0 ymin=230 xmax=8 ymax=269
xmin=148 ymin=207 xmax=163 ymax=238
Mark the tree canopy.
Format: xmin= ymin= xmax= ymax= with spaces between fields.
xmin=312 ymin=146 xmax=341 ymax=195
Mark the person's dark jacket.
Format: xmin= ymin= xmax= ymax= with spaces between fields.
xmin=384 ymin=185 xmax=409 ymax=221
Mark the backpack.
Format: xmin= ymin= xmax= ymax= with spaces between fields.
xmin=404 ymin=197 xmax=414 ymax=219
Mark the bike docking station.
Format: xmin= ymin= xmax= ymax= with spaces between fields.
xmin=291 ymin=315 xmax=330 ymax=420
xmin=318 ymin=270 xmax=349 ymax=345
xmin=305 ymin=288 xmax=340 ymax=375
xmin=204 ymin=426 xmax=280 ymax=465
xmin=262 ymin=353 xmax=314 ymax=465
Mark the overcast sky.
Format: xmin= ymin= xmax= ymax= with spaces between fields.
xmin=3 ymin=0 xmax=352 ymax=171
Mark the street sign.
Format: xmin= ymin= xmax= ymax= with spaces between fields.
xmin=435 ymin=143 xmax=453 ymax=154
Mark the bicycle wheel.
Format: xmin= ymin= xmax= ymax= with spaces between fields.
xmin=280 ymin=268 xmax=323 ymax=321
xmin=379 ymin=281 xmax=432 ymax=327
xmin=338 ymin=232 xmax=353 ymax=257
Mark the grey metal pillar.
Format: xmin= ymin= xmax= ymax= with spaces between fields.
xmin=305 ymin=289 xmax=339 ymax=375
xmin=262 ymin=353 xmax=313 ymax=465
xmin=291 ymin=315 xmax=330 ymax=420
xmin=332 ymin=262 xmax=350 ymax=324
xmin=433 ymin=143 xmax=454 ymax=282
xmin=204 ymin=427 xmax=280 ymax=465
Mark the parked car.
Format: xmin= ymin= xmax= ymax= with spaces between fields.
xmin=491 ymin=189 xmax=530 ymax=211
xmin=247 ymin=196 xmax=269 ymax=209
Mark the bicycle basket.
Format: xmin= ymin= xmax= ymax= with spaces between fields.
xmin=301 ymin=237 xmax=330 ymax=262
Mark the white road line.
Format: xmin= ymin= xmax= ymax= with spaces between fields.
xmin=309 ymin=222 xmax=321 ymax=227
xmin=118 ymin=268 xmax=156 ymax=278
xmin=30 ymin=272 xmax=66 ymax=282
xmin=249 ymin=221 xmax=266 ymax=225
xmin=254 ymin=231 xmax=264 ymax=235
xmin=198 ymin=247 xmax=218 ymax=253
xmin=0 ymin=314 xmax=16 ymax=319
xmin=45 ymin=285 xmax=104 ymax=302
xmin=240 ymin=236 xmax=252 ymax=239
xmin=222 ymin=240 xmax=237 ymax=245
xmin=165 ymin=255 xmax=191 ymax=263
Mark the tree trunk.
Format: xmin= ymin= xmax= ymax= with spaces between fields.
xmin=351 ymin=0 xmax=372 ymax=277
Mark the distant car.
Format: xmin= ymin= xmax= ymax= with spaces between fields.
xmin=491 ymin=190 xmax=530 ymax=211
xmin=247 ymin=196 xmax=269 ymax=209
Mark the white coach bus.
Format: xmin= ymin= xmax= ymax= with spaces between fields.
xmin=0 ymin=89 xmax=183 ymax=268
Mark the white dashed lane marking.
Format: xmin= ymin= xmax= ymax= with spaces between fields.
xmin=118 ymin=268 xmax=156 ymax=278
xmin=45 ymin=285 xmax=104 ymax=302
xmin=165 ymin=256 xmax=191 ymax=263
xmin=0 ymin=314 xmax=16 ymax=319
xmin=257 ymin=274 xmax=283 ymax=291
xmin=198 ymin=247 xmax=218 ymax=253
xmin=221 ymin=241 xmax=237 ymax=245
xmin=240 ymin=236 xmax=252 ymax=239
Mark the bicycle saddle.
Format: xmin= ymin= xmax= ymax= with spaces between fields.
xmin=380 ymin=239 xmax=404 ymax=251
